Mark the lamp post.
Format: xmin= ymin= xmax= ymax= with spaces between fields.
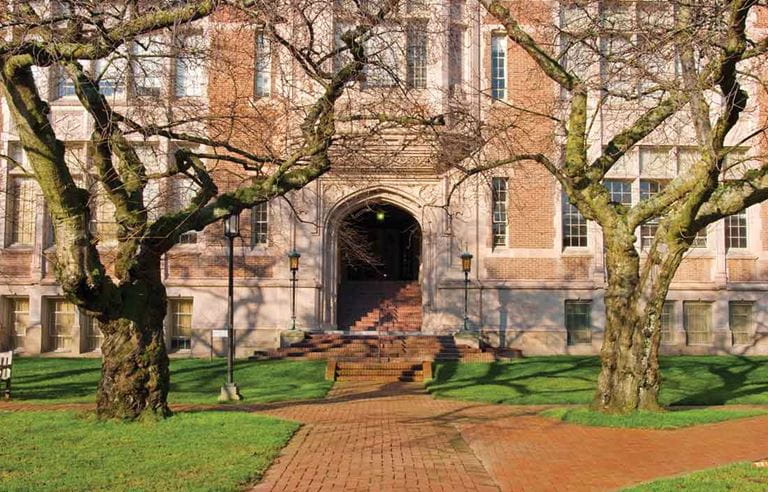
xmin=460 ymin=252 xmax=473 ymax=332
xmin=219 ymin=213 xmax=242 ymax=402
xmin=288 ymin=250 xmax=301 ymax=330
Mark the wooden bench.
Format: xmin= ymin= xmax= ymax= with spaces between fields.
xmin=0 ymin=351 xmax=12 ymax=400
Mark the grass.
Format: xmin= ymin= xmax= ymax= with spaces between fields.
xmin=624 ymin=462 xmax=768 ymax=491
xmin=426 ymin=356 xmax=768 ymax=406
xmin=11 ymin=357 xmax=332 ymax=405
xmin=541 ymin=407 xmax=768 ymax=429
xmin=0 ymin=410 xmax=298 ymax=492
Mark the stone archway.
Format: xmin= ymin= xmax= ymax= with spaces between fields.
xmin=321 ymin=189 xmax=426 ymax=332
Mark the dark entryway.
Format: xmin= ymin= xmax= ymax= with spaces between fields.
xmin=337 ymin=204 xmax=422 ymax=332
xmin=338 ymin=204 xmax=421 ymax=281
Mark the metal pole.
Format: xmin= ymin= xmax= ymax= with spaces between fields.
xmin=463 ymin=270 xmax=469 ymax=331
xmin=291 ymin=269 xmax=297 ymax=330
xmin=227 ymin=234 xmax=234 ymax=385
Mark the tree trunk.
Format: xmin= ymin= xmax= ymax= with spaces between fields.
xmin=96 ymin=273 xmax=171 ymax=420
xmin=592 ymin=235 xmax=664 ymax=414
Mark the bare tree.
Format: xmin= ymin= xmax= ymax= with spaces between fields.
xmin=466 ymin=0 xmax=768 ymax=413
xmin=0 ymin=0 xmax=444 ymax=419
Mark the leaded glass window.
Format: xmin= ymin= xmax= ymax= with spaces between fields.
xmin=730 ymin=302 xmax=753 ymax=346
xmin=684 ymin=301 xmax=712 ymax=346
xmin=565 ymin=300 xmax=591 ymax=345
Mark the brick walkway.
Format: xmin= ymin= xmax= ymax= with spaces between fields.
xmin=3 ymin=385 xmax=767 ymax=491
xmin=249 ymin=383 xmax=768 ymax=492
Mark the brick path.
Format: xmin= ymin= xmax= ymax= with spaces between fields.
xmin=3 ymin=385 xmax=768 ymax=491
xmin=249 ymin=383 xmax=768 ymax=492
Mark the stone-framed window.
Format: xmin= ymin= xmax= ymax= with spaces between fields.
xmin=83 ymin=315 xmax=104 ymax=353
xmin=639 ymin=179 xmax=665 ymax=250
xmin=251 ymin=202 xmax=269 ymax=247
xmin=254 ymin=30 xmax=272 ymax=98
xmin=47 ymin=298 xmax=76 ymax=352
xmin=171 ymin=176 xmax=199 ymax=245
xmin=490 ymin=32 xmax=507 ymax=101
xmin=603 ymin=179 xmax=632 ymax=206
xmin=174 ymin=34 xmax=205 ymax=98
xmin=93 ymin=56 xmax=127 ymax=97
xmin=729 ymin=301 xmax=753 ymax=346
xmin=406 ymin=22 xmax=427 ymax=89
xmin=683 ymin=301 xmax=712 ymax=346
xmin=725 ymin=211 xmax=748 ymax=250
xmin=4 ymin=297 xmax=29 ymax=351
xmin=660 ymin=301 xmax=675 ymax=344
xmin=169 ymin=298 xmax=193 ymax=351
xmin=562 ymin=193 xmax=588 ymax=248
xmin=448 ymin=25 xmax=464 ymax=94
xmin=131 ymin=36 xmax=165 ymax=98
xmin=491 ymin=177 xmax=508 ymax=247
xmin=90 ymin=184 xmax=119 ymax=243
xmin=565 ymin=300 xmax=592 ymax=345
xmin=5 ymin=176 xmax=36 ymax=248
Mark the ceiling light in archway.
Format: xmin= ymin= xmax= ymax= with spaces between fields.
xmin=375 ymin=210 xmax=386 ymax=222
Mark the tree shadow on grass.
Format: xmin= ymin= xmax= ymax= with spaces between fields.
xmin=664 ymin=356 xmax=768 ymax=406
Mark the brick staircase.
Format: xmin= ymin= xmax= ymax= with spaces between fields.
xmin=252 ymin=332 xmax=522 ymax=382
xmin=326 ymin=360 xmax=431 ymax=382
xmin=251 ymin=333 xmax=516 ymax=363
xmin=337 ymin=281 xmax=422 ymax=332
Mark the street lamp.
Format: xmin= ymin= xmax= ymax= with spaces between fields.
xmin=288 ymin=250 xmax=301 ymax=330
xmin=219 ymin=213 xmax=242 ymax=402
xmin=460 ymin=252 xmax=473 ymax=332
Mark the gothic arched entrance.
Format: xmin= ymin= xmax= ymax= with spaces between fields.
xmin=334 ymin=203 xmax=423 ymax=332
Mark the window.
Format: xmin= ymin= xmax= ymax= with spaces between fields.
xmin=169 ymin=299 xmax=192 ymax=351
xmin=175 ymin=35 xmax=205 ymax=97
xmin=562 ymin=193 xmax=588 ymax=247
xmin=490 ymin=33 xmax=506 ymax=100
xmin=254 ymin=31 xmax=272 ymax=97
xmin=406 ymin=24 xmax=427 ymax=89
xmin=56 ymin=68 xmax=76 ymax=98
xmin=691 ymin=227 xmax=707 ymax=249
xmin=725 ymin=211 xmax=747 ymax=250
xmin=365 ymin=30 xmax=399 ymax=87
xmin=132 ymin=36 xmax=164 ymax=97
xmin=603 ymin=179 xmax=632 ymax=206
xmin=251 ymin=202 xmax=268 ymax=246
xmin=684 ymin=301 xmax=712 ymax=346
xmin=448 ymin=26 xmax=464 ymax=93
xmin=48 ymin=299 xmax=75 ymax=352
xmin=94 ymin=57 xmax=126 ymax=96
xmin=729 ymin=302 xmax=753 ymax=345
xmin=6 ymin=297 xmax=29 ymax=351
xmin=90 ymin=185 xmax=118 ymax=242
xmin=639 ymin=180 xmax=664 ymax=249
xmin=172 ymin=176 xmax=199 ymax=244
xmin=565 ymin=300 xmax=591 ymax=345
xmin=660 ymin=301 xmax=674 ymax=344
xmin=5 ymin=176 xmax=36 ymax=247
xmin=491 ymin=177 xmax=508 ymax=247
xmin=83 ymin=315 xmax=104 ymax=352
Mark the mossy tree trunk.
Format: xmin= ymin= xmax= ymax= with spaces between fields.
xmin=96 ymin=258 xmax=171 ymax=419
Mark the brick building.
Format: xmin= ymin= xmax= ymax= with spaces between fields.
xmin=1 ymin=1 xmax=768 ymax=357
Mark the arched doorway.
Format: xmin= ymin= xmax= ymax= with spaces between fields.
xmin=336 ymin=204 xmax=422 ymax=332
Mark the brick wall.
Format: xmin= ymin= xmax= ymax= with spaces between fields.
xmin=673 ymin=258 xmax=712 ymax=283
xmin=168 ymin=253 xmax=275 ymax=279
xmin=485 ymin=256 xmax=590 ymax=280
xmin=0 ymin=250 xmax=33 ymax=278
xmin=507 ymin=162 xmax=555 ymax=248
xmin=727 ymin=258 xmax=757 ymax=282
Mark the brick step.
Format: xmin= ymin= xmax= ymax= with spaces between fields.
xmin=336 ymin=370 xmax=423 ymax=377
xmin=336 ymin=362 xmax=423 ymax=370
xmin=336 ymin=376 xmax=422 ymax=382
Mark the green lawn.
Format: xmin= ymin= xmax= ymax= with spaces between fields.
xmin=541 ymin=407 xmax=768 ymax=429
xmin=427 ymin=356 xmax=768 ymax=406
xmin=624 ymin=462 xmax=768 ymax=491
xmin=0 ymin=410 xmax=297 ymax=491
xmin=11 ymin=358 xmax=332 ymax=405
